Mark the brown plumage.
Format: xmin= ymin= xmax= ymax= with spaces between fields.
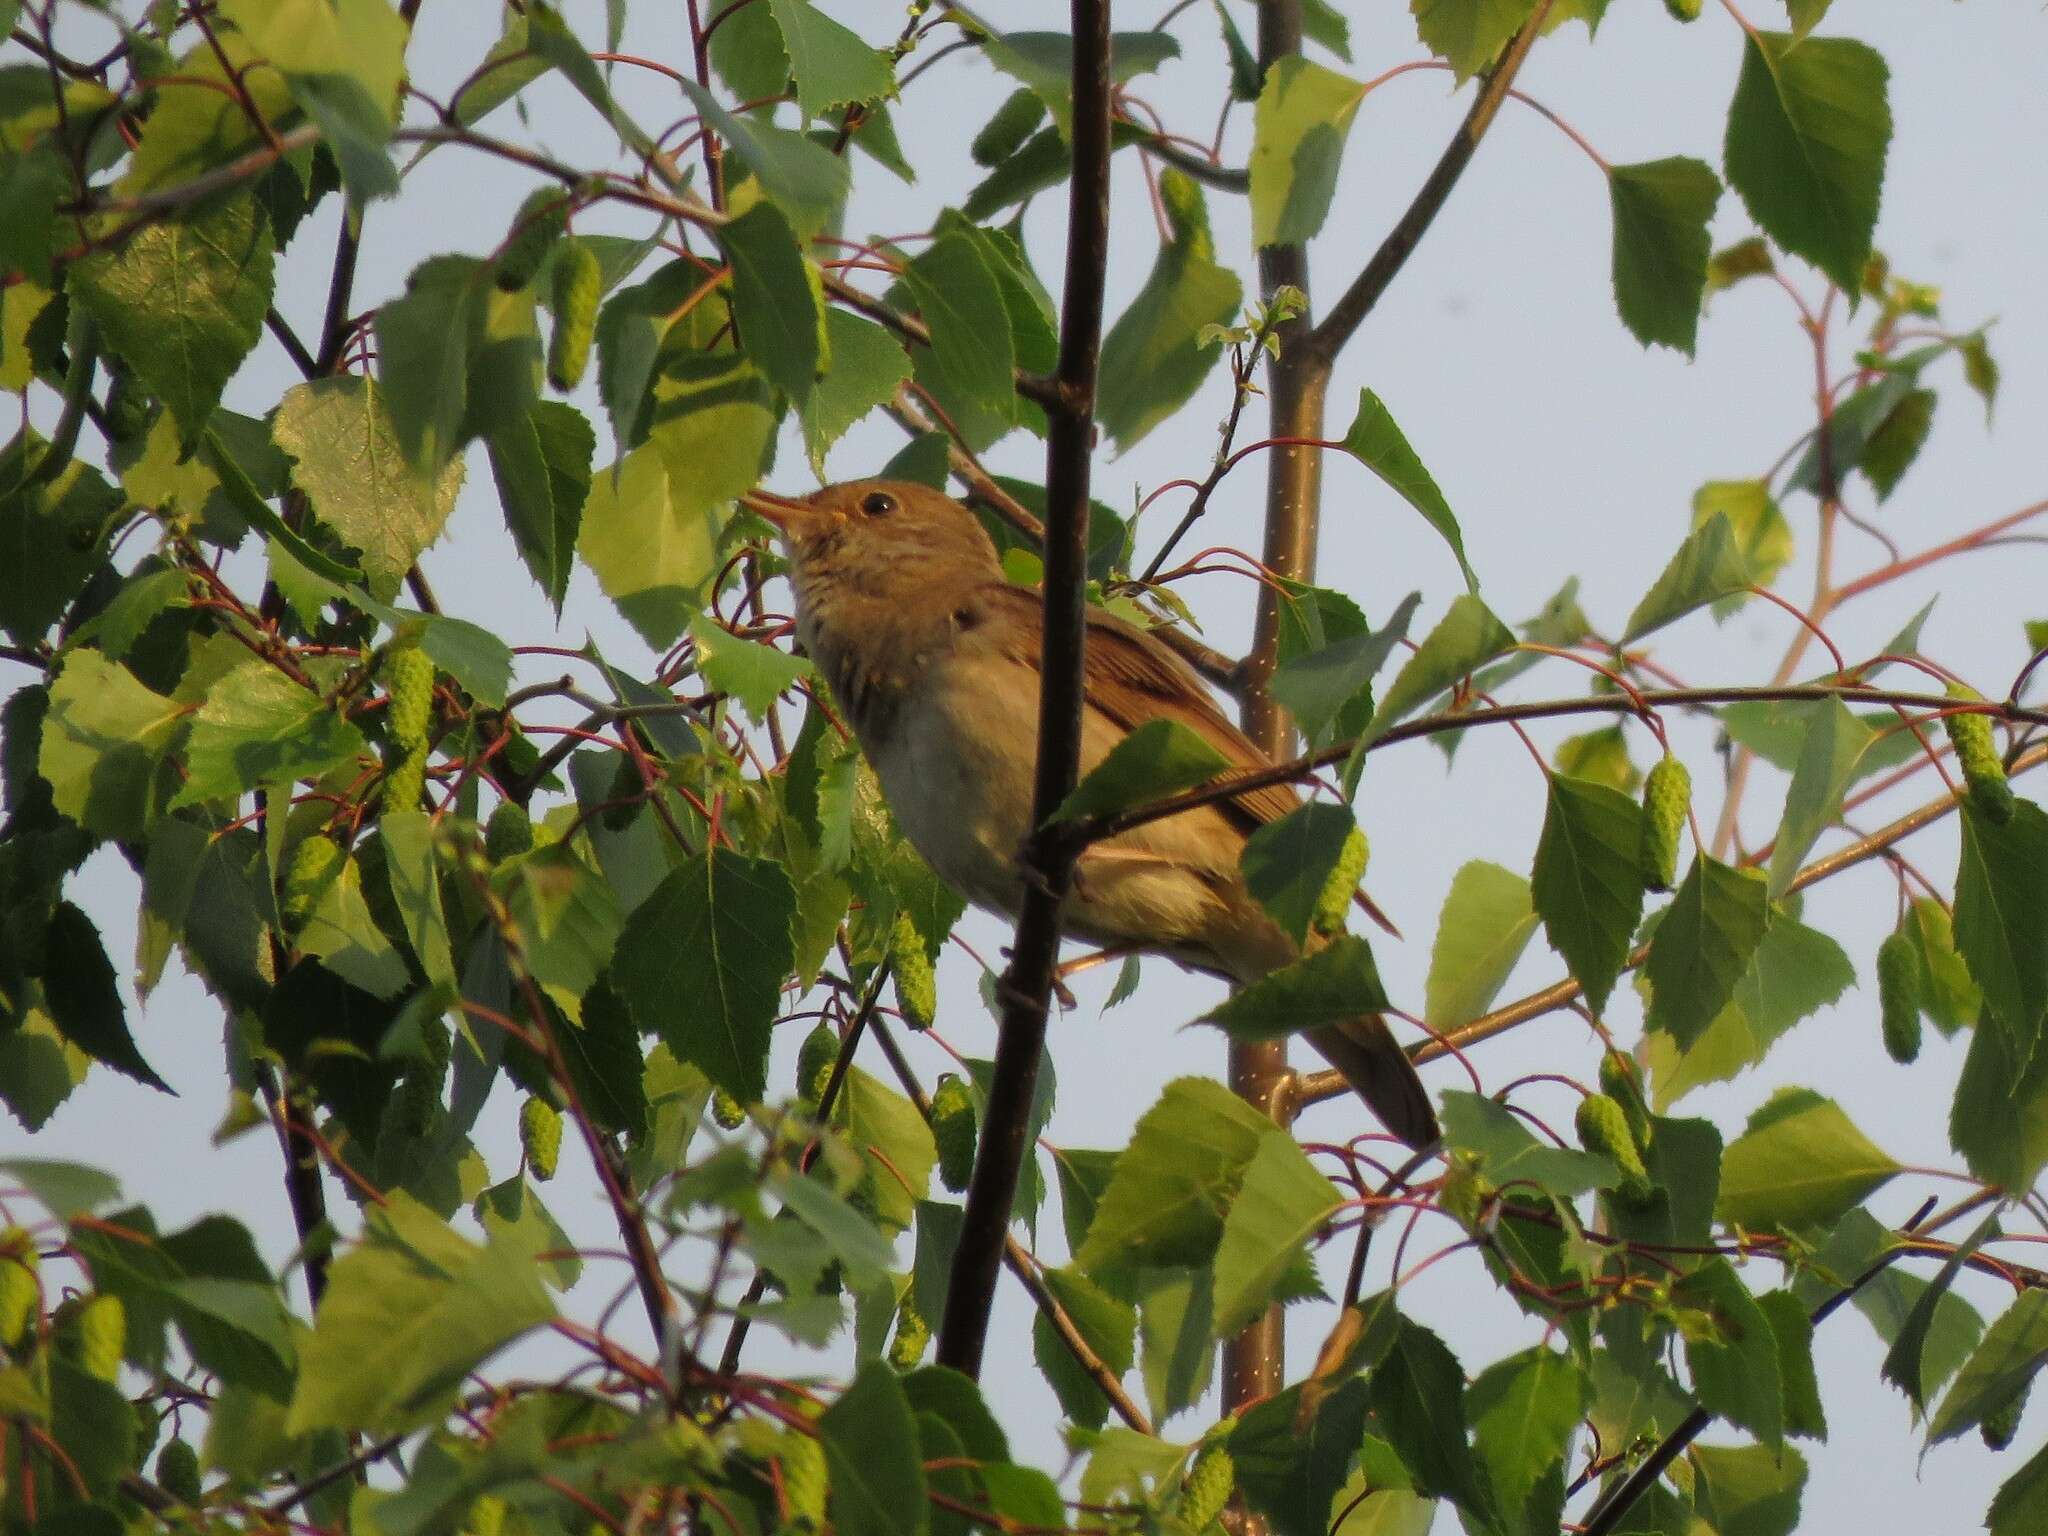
xmin=746 ymin=477 xmax=1438 ymax=1148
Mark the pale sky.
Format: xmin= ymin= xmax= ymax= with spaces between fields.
xmin=22 ymin=2 xmax=2048 ymax=1529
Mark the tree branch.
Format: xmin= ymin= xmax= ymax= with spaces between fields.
xmin=1309 ymin=1 xmax=1554 ymax=362
xmin=937 ymin=0 xmax=1113 ymax=1380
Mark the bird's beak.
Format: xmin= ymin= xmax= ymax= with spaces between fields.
xmin=739 ymin=487 xmax=812 ymax=532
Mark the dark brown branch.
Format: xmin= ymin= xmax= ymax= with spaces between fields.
xmin=936 ymin=0 xmax=1114 ymax=1380
xmin=866 ymin=1014 xmax=1154 ymax=1433
xmin=1226 ymin=0 xmax=1319 ymax=1424
xmin=1309 ymin=2 xmax=1554 ymax=362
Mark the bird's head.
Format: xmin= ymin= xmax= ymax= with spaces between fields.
xmin=741 ymin=479 xmax=1004 ymax=600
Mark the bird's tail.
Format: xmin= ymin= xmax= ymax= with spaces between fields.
xmin=1305 ymin=1016 xmax=1440 ymax=1150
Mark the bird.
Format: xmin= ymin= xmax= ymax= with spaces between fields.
xmin=741 ymin=477 xmax=1439 ymax=1149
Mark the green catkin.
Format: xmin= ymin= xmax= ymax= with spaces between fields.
xmin=1597 ymin=1051 xmax=1654 ymax=1153
xmin=485 ymin=800 xmax=535 ymax=862
xmin=155 ymin=1438 xmax=203 ymax=1505
xmin=1982 ymin=1380 xmax=2030 ymax=1450
xmin=0 ymin=1227 xmax=39 ymax=1346
xmin=520 ymin=1096 xmax=563 ymax=1181
xmin=930 ymin=1074 xmax=978 ymax=1194
xmin=280 ymin=834 xmax=344 ymax=934
xmin=466 ymin=1495 xmax=509 ymax=1536
xmin=1663 ymin=0 xmax=1702 ymax=19
xmin=1311 ymin=828 xmax=1370 ymax=938
xmin=797 ymin=1023 xmax=840 ymax=1106
xmin=970 ymin=88 xmax=1048 ymax=167
xmin=384 ymin=648 xmax=435 ymax=754
xmin=889 ymin=912 xmax=937 ymax=1030
xmin=1577 ymin=1094 xmax=1653 ymax=1204
xmin=887 ymin=1290 xmax=929 ymax=1369
xmin=1640 ymin=754 xmax=1690 ymax=893
xmin=495 ymin=187 xmax=570 ymax=291
xmin=1944 ymin=684 xmax=2015 ymax=824
xmin=1180 ymin=1444 xmax=1236 ymax=1531
xmin=75 ymin=1293 xmax=125 ymax=1381
xmin=711 ymin=1087 xmax=747 ymax=1129
xmin=548 ymin=236 xmax=601 ymax=391
xmin=382 ymin=745 xmax=428 ymax=814
xmin=1876 ymin=930 xmax=1925 ymax=1065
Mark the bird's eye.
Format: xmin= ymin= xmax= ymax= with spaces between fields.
xmin=860 ymin=490 xmax=898 ymax=518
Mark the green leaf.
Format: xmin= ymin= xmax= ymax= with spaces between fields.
xmin=117 ymin=35 xmax=295 ymax=194
xmin=1883 ymin=1208 xmax=2001 ymax=1414
xmin=690 ymin=615 xmax=811 ymax=721
xmin=611 ymin=848 xmax=796 ymax=1103
xmin=1531 ymin=773 xmax=1644 ymax=1014
xmin=1951 ymin=1005 xmax=2048 ymax=1192
xmin=1202 ymin=935 xmax=1389 ymax=1041
xmin=1553 ymin=725 xmax=1636 ymax=794
xmin=838 ymin=1068 xmax=938 ymax=1232
xmin=1693 ymin=1443 xmax=1808 ymax=1536
xmin=1249 ymin=57 xmax=1367 ymax=246
xmin=1234 ymin=1378 xmax=1373 ymax=1536
xmin=1766 ymin=698 xmax=1875 ymax=896
xmin=1644 ymin=856 xmax=1772 ymax=1048
xmin=486 ymin=401 xmax=592 ymax=615
xmin=1757 ymin=1288 xmax=1827 ymax=1440
xmin=0 ymin=441 xmax=122 ymax=645
xmin=979 ymin=30 xmax=1181 ymax=140
xmin=0 ymin=1157 xmax=121 ymax=1219
xmin=1133 ymin=1265 xmax=1215 ymax=1422
xmin=1211 ymin=1130 xmax=1341 ymax=1335
xmin=1782 ymin=364 xmax=1927 ymax=498
xmin=1928 ymin=1291 xmax=2048 ymax=1446
xmin=719 ymin=201 xmax=823 ymax=405
xmin=1338 ymin=390 xmax=1477 ymax=592
xmin=375 ymin=259 xmax=486 ymax=476
xmin=37 ymin=902 xmax=170 ymax=1091
xmin=1270 ymin=591 xmax=1418 ymax=751
xmin=1097 ymin=172 xmax=1242 ymax=451
xmin=1413 ymin=0 xmax=1539 ymax=80
xmin=273 ymin=377 xmax=463 ymax=602
xmin=800 ymin=310 xmax=911 ymax=473
xmin=1621 ymin=512 xmax=1752 ymax=642
xmin=770 ymin=1168 xmax=894 ymax=1290
xmin=287 ymin=1192 xmax=554 ymax=1435
xmin=1425 ymin=861 xmax=1539 ymax=1030
xmin=379 ymin=811 xmax=454 ymax=986
xmin=1859 ymin=387 xmax=1936 ymax=501
xmin=298 ymin=854 xmax=412 ymax=999
xmin=1371 ymin=1316 xmax=1493 ymax=1517
xmin=1371 ymin=595 xmax=1514 ymax=734
xmin=764 ymin=0 xmax=892 ymax=117
xmin=578 ymin=446 xmax=723 ymax=649
xmin=1723 ymin=32 xmax=1891 ymax=294
xmin=71 ymin=195 xmax=273 ymax=446
xmin=818 ymin=1360 xmax=928 ymax=1536
xmin=1717 ymin=1087 xmax=1899 ymax=1231
xmin=38 ymin=650 xmax=185 ymax=840
xmin=891 ymin=230 xmax=1017 ymax=451
xmin=172 ymin=661 xmax=366 ymax=810
xmin=1469 ymin=1347 xmax=1589 ymax=1523
xmin=1990 ymin=1443 xmax=2048 ymax=1536
xmin=1607 ymin=157 xmax=1720 ymax=354
xmin=1076 ymin=1077 xmax=1274 ymax=1272
xmin=1031 ymin=1266 xmax=1137 ymax=1429
xmin=1054 ymin=718 xmax=1232 ymax=823
xmin=677 ymin=77 xmax=849 ymax=235
xmin=1904 ymin=895 xmax=1980 ymax=1036
xmin=1646 ymin=910 xmax=1853 ymax=1107
xmin=1954 ymin=800 xmax=2048 ymax=1060
xmin=1440 ymin=1089 xmax=1621 ymax=1198
xmin=1674 ymin=1256 xmax=1783 ymax=1449
xmin=1693 ymin=480 xmax=1793 ymax=617
xmin=647 ymin=346 xmax=778 ymax=524
xmin=1240 ymin=802 xmax=1359 ymax=946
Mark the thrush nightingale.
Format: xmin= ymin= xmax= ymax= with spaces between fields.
xmin=743 ymin=478 xmax=1438 ymax=1148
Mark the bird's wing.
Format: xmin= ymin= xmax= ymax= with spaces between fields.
xmin=975 ymin=582 xmax=1303 ymax=832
